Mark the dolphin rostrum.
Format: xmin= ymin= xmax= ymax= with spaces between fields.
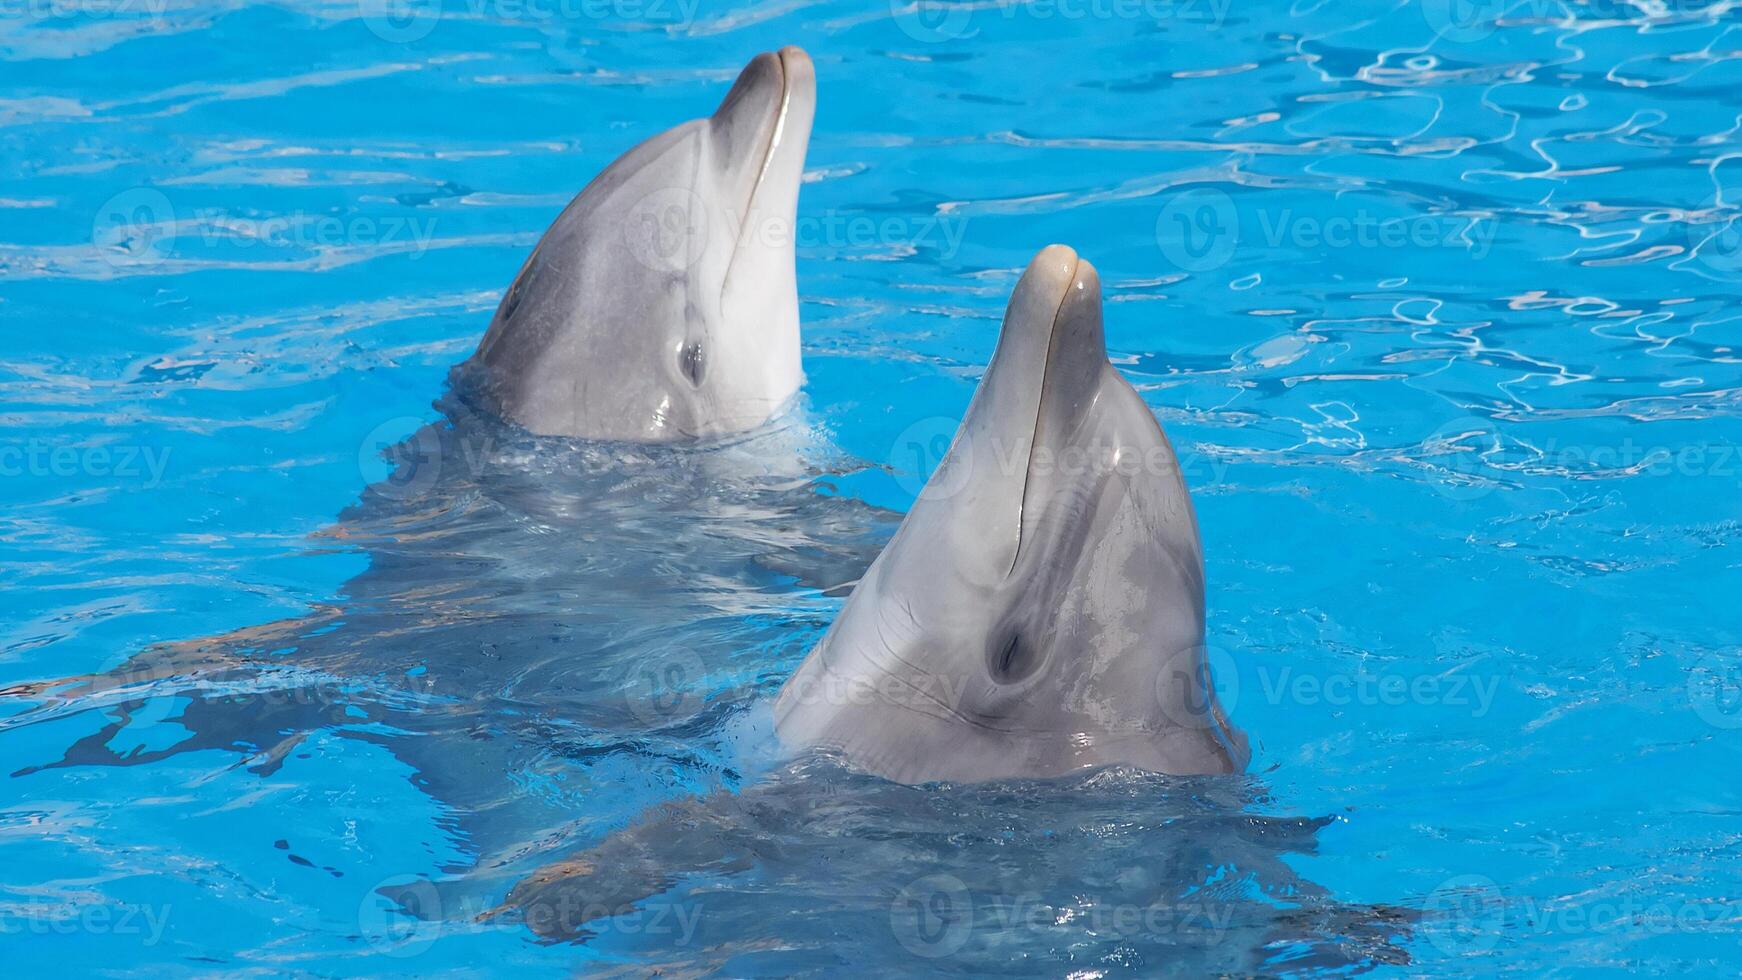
xmin=454 ymin=47 xmax=816 ymax=440
xmin=773 ymin=244 xmax=1248 ymax=783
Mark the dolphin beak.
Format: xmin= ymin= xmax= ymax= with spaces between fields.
xmin=1028 ymin=248 xmax=1107 ymax=459
xmin=709 ymin=46 xmax=815 ymax=223
xmin=944 ymin=245 xmax=1108 ymax=574
xmin=1015 ymin=247 xmax=1108 ymax=569
xmin=982 ymin=245 xmax=1108 ymax=430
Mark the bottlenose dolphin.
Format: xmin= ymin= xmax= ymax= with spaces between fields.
xmin=488 ymin=249 xmax=1403 ymax=960
xmin=773 ymin=245 xmax=1248 ymax=783
xmin=0 ymin=404 xmax=895 ymax=865
xmin=495 ymin=246 xmax=1256 ymax=921
xmin=454 ymin=46 xmax=815 ymax=440
xmin=0 ymin=45 xmax=831 ymax=808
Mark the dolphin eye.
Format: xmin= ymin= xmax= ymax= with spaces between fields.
xmin=679 ymin=341 xmax=705 ymax=387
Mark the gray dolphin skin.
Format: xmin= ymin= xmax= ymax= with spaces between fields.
xmin=455 ymin=47 xmax=816 ymax=440
xmin=773 ymin=245 xmax=1248 ymax=783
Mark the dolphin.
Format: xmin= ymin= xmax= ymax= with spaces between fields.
xmin=454 ymin=46 xmax=816 ymax=440
xmin=488 ymin=249 xmax=1406 ymax=960
xmin=773 ymin=244 xmax=1248 ymax=783
xmin=0 ymin=45 xmax=842 ymax=941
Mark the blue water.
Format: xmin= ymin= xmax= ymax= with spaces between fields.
xmin=4 ymin=0 xmax=1741 ymax=974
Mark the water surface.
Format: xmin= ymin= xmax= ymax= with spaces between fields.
xmin=2 ymin=0 xmax=1741 ymax=974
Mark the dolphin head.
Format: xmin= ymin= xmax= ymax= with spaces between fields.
xmin=459 ymin=47 xmax=816 ymax=440
xmin=774 ymin=245 xmax=1248 ymax=784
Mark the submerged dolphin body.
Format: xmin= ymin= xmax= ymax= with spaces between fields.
xmin=774 ymin=245 xmax=1247 ymax=783
xmin=1 ymin=405 xmax=896 ymax=871
xmin=499 ymin=758 xmax=1412 ymax=969
xmin=455 ymin=47 xmax=816 ymax=440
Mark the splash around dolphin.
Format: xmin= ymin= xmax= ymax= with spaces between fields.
xmin=773 ymin=244 xmax=1248 ymax=783
xmin=452 ymin=46 xmax=816 ymax=441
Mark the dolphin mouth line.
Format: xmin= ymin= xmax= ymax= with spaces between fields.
xmin=1007 ymin=253 xmax=1080 ymax=578
xmin=746 ymin=48 xmax=798 ymax=219
xmin=721 ymin=48 xmax=799 ymax=295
